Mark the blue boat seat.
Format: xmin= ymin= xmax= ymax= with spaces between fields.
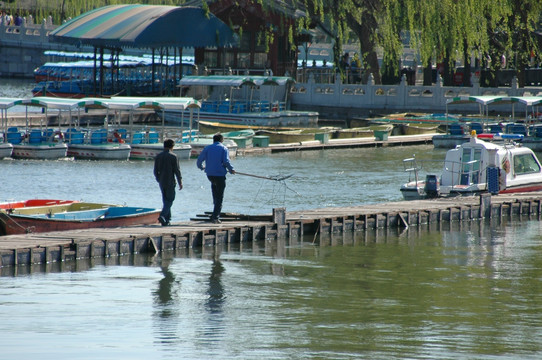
xmin=90 ymin=129 xmax=107 ymax=144
xmin=218 ymin=102 xmax=230 ymax=113
xmin=507 ymin=124 xmax=527 ymax=136
xmin=469 ymin=122 xmax=483 ymax=134
xmin=44 ymin=128 xmax=55 ymax=141
xmin=201 ymin=102 xmax=216 ymax=112
xmin=232 ymin=102 xmax=247 ymax=113
xmin=131 ymin=132 xmax=144 ymax=144
xmin=489 ymin=124 xmax=502 ymax=134
xmin=6 ymin=127 xmax=22 ymax=144
xmin=533 ymin=125 xmax=542 ymax=138
xmin=29 ymin=130 xmax=43 ymax=144
xmin=148 ymin=131 xmax=159 ymax=144
xmin=259 ymin=101 xmax=270 ymax=112
xmin=67 ymin=131 xmax=85 ymax=144
xmin=449 ymin=124 xmax=464 ymax=135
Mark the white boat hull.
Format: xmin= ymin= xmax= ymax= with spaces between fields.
xmin=188 ymin=138 xmax=238 ymax=158
xmin=12 ymin=143 xmax=68 ymax=160
xmin=129 ymin=143 xmax=191 ymax=160
xmin=0 ymin=143 xmax=13 ymax=158
xmin=67 ymin=143 xmax=131 ymax=160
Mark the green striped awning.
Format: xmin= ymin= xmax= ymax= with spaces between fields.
xmin=49 ymin=5 xmax=237 ymax=49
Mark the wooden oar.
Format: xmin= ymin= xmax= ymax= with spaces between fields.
xmin=235 ymin=171 xmax=292 ymax=181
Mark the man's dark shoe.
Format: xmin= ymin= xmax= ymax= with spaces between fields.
xmin=211 ymin=219 xmax=221 ymax=224
xmin=158 ymin=216 xmax=167 ymax=226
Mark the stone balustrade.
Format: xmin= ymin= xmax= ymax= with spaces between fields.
xmin=290 ymin=72 xmax=542 ymax=117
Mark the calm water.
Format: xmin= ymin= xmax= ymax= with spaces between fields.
xmin=2 ymin=79 xmax=542 ymax=359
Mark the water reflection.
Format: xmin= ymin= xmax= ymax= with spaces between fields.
xmin=3 ymin=219 xmax=542 ymax=359
xmin=152 ymin=258 xmax=181 ymax=345
xmin=199 ymin=255 xmax=226 ymax=345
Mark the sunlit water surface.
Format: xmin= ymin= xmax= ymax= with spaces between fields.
xmin=2 ymin=79 xmax=542 ymax=359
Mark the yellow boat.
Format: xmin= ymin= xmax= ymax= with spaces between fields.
xmin=255 ymin=129 xmax=322 ymax=144
xmin=197 ymin=120 xmax=302 ymax=134
xmin=331 ymin=125 xmax=394 ymax=139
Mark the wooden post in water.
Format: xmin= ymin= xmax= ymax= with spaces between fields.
xmin=479 ymin=193 xmax=492 ymax=219
xmin=273 ymin=208 xmax=286 ymax=226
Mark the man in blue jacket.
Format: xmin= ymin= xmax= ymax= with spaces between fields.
xmin=154 ymin=139 xmax=183 ymax=226
xmin=196 ymin=134 xmax=235 ymax=223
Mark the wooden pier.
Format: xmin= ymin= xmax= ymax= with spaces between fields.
xmin=238 ymin=133 xmax=435 ymax=156
xmin=2 ymin=191 xmax=542 ymax=268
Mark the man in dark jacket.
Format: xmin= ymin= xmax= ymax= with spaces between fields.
xmin=154 ymin=139 xmax=182 ymax=226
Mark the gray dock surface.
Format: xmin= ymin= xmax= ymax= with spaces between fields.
xmin=2 ymin=191 xmax=542 ymax=268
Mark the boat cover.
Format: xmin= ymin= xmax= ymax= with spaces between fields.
xmin=49 ymin=5 xmax=237 ymax=49
xmin=179 ymin=75 xmax=294 ymax=87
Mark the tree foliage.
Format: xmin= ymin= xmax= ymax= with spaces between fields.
xmin=6 ymin=0 xmax=542 ymax=86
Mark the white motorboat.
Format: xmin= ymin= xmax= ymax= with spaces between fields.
xmin=401 ymin=132 xmax=542 ymax=200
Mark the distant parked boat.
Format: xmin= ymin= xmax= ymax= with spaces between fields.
xmin=32 ymin=54 xmax=195 ymax=98
xmin=397 ymin=123 xmax=443 ymax=135
xmin=164 ymin=75 xmax=319 ymax=128
xmin=0 ymin=142 xmax=13 ymax=158
xmin=0 ymin=199 xmax=78 ymax=213
xmin=200 ymin=129 xmax=255 ymax=148
xmin=187 ymin=137 xmax=238 ymax=158
xmin=11 ymin=140 xmax=68 ymax=161
xmin=65 ymin=128 xmax=132 ymax=160
xmin=6 ymin=127 xmax=67 ymax=160
xmin=330 ymin=125 xmax=393 ymax=139
xmin=255 ymin=128 xmax=324 ymax=144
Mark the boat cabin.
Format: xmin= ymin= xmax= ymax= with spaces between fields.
xmin=179 ymin=75 xmax=293 ymax=113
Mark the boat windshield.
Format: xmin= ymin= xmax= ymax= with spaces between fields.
xmin=513 ymin=153 xmax=541 ymax=175
xmin=461 ymin=147 xmax=482 ymax=185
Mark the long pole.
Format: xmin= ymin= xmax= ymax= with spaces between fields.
xmin=235 ymin=171 xmax=291 ymax=181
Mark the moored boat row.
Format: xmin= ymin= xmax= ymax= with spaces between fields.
xmin=1 ymin=96 xmax=204 ymax=160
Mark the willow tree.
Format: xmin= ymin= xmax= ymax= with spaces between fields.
xmin=377 ymin=0 xmax=404 ymax=84
xmin=507 ymin=0 xmax=542 ymax=87
xmin=301 ymin=0 xmax=390 ymax=84
xmin=404 ymin=0 xmax=461 ymax=86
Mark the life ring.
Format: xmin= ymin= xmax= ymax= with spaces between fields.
xmin=502 ymin=158 xmax=510 ymax=174
xmin=113 ymin=131 xmax=124 ymax=143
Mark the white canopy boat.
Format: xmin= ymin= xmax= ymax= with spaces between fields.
xmin=109 ymin=96 xmax=200 ymax=160
xmin=401 ymin=132 xmax=542 ymax=200
xmin=0 ymin=98 xmax=18 ymax=158
xmin=10 ymin=97 xmax=72 ymax=160
xmin=164 ymin=75 xmax=319 ymax=128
